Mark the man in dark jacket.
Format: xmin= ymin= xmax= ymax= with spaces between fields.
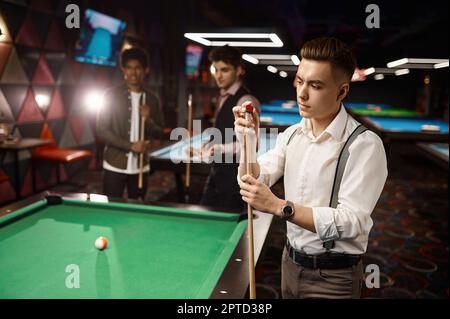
xmin=190 ymin=45 xmax=260 ymax=212
xmin=97 ymin=47 xmax=164 ymax=199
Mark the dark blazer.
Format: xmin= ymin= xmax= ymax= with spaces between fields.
xmin=96 ymin=85 xmax=164 ymax=170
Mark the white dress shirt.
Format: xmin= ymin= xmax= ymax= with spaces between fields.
xmin=256 ymin=105 xmax=388 ymax=255
xmin=103 ymin=91 xmax=150 ymax=174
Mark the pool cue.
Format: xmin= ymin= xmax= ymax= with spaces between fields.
xmin=138 ymin=92 xmax=146 ymax=193
xmin=244 ymin=103 xmax=256 ymax=299
xmin=185 ymin=94 xmax=193 ymax=203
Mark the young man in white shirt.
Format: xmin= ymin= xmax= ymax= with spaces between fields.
xmin=234 ymin=37 xmax=388 ymax=298
xmin=97 ymin=48 xmax=164 ymax=199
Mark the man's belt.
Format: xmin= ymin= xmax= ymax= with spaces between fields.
xmin=286 ymin=240 xmax=361 ymax=270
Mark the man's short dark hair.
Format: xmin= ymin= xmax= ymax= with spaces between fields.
xmin=208 ymin=45 xmax=244 ymax=69
xmin=300 ymin=37 xmax=356 ymax=82
xmin=120 ymin=47 xmax=148 ymax=69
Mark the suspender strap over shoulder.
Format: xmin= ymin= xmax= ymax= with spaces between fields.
xmin=323 ymin=124 xmax=367 ymax=250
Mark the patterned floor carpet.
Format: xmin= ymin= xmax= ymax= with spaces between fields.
xmin=46 ymin=142 xmax=448 ymax=299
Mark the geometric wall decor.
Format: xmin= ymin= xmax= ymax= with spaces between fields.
xmin=31 ymin=84 xmax=54 ymax=115
xmin=45 ymin=51 xmax=66 ymax=80
xmin=68 ymin=87 xmax=87 ymax=117
xmin=17 ymin=87 xmax=45 ymax=122
xmin=56 ymin=60 xmax=75 ymax=84
xmin=15 ymin=45 xmax=40 ymax=81
xmin=79 ymin=64 xmax=97 ymax=86
xmin=0 ymin=1 xmax=27 ymax=41
xmin=15 ymin=11 xmax=41 ymax=48
xmin=46 ymin=88 xmax=65 ymax=120
xmin=47 ymin=118 xmax=65 ymax=144
xmin=0 ymin=47 xmax=29 ymax=84
xmin=16 ymin=121 xmax=43 ymax=138
xmin=58 ymin=85 xmax=76 ymax=114
xmin=0 ymin=43 xmax=13 ymax=78
xmin=44 ymin=19 xmax=66 ymax=51
xmin=59 ymin=121 xmax=77 ymax=148
xmin=30 ymin=10 xmax=50 ymax=46
xmin=69 ymin=116 xmax=84 ymax=144
xmin=0 ymin=88 xmax=15 ymax=122
xmin=0 ymin=84 xmax=28 ymax=119
xmin=32 ymin=53 xmax=54 ymax=84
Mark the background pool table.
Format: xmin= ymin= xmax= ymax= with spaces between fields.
xmin=259 ymin=111 xmax=302 ymax=131
xmin=345 ymin=102 xmax=422 ymax=118
xmin=416 ymin=143 xmax=449 ymax=170
xmin=0 ymin=193 xmax=272 ymax=299
xmin=359 ymin=116 xmax=449 ymax=142
xmin=150 ymin=133 xmax=278 ymax=200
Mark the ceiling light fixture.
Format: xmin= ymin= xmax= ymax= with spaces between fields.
xmin=184 ymin=33 xmax=283 ymax=47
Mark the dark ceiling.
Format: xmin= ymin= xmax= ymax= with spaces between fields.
xmin=182 ymin=0 xmax=449 ymax=68
xmin=104 ymin=0 xmax=448 ymax=69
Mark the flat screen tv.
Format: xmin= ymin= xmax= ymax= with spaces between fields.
xmin=185 ymin=44 xmax=203 ymax=79
xmin=74 ymin=9 xmax=127 ymax=67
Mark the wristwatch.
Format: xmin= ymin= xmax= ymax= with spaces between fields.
xmin=280 ymin=200 xmax=295 ymax=220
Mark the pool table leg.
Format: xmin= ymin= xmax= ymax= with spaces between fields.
xmin=174 ymin=172 xmax=186 ymax=202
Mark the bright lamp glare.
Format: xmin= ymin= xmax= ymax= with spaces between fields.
xmin=35 ymin=94 xmax=50 ymax=108
xmin=267 ymin=65 xmax=278 ymax=73
xmin=85 ymin=91 xmax=104 ymax=113
xmin=290 ymin=55 xmax=300 ymax=65
xmin=374 ymin=74 xmax=384 ymax=80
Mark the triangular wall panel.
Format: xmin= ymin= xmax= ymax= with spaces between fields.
xmin=0 ymin=85 xmax=28 ymax=118
xmin=32 ymin=85 xmax=54 ymax=115
xmin=0 ymin=47 xmax=29 ymax=84
xmin=32 ymin=53 xmax=55 ymax=84
xmin=69 ymin=116 xmax=84 ymax=144
xmin=47 ymin=118 xmax=65 ymax=144
xmin=46 ymin=88 xmax=65 ymax=120
xmin=56 ymin=61 xmax=75 ymax=84
xmin=44 ymin=19 xmax=66 ymax=51
xmin=45 ymin=52 xmax=66 ymax=80
xmin=15 ymin=11 xmax=41 ymax=48
xmin=15 ymin=45 xmax=40 ymax=81
xmin=30 ymin=10 xmax=51 ymax=46
xmin=0 ymin=1 xmax=27 ymax=41
xmin=17 ymin=87 xmax=45 ymax=122
xmin=0 ymin=43 xmax=13 ymax=78
xmin=16 ymin=121 xmax=43 ymax=138
xmin=58 ymin=85 xmax=76 ymax=114
xmin=0 ymin=89 xmax=15 ymax=122
xmin=59 ymin=121 xmax=77 ymax=148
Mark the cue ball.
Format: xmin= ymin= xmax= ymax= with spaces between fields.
xmin=95 ymin=237 xmax=108 ymax=250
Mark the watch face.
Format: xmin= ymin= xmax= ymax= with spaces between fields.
xmin=283 ymin=206 xmax=293 ymax=215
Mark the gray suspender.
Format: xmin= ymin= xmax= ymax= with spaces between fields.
xmin=323 ymin=124 xmax=367 ymax=250
xmin=286 ymin=124 xmax=368 ymax=250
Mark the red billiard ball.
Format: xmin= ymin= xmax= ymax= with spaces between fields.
xmin=95 ymin=237 xmax=108 ymax=250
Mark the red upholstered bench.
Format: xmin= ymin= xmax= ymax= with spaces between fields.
xmin=32 ymin=147 xmax=92 ymax=192
xmin=31 ymin=124 xmax=92 ymax=192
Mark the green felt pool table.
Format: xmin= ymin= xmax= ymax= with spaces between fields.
xmin=0 ymin=193 xmax=272 ymax=299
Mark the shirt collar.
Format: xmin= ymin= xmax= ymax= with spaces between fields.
xmin=220 ymin=81 xmax=242 ymax=97
xmin=298 ymin=104 xmax=348 ymax=141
